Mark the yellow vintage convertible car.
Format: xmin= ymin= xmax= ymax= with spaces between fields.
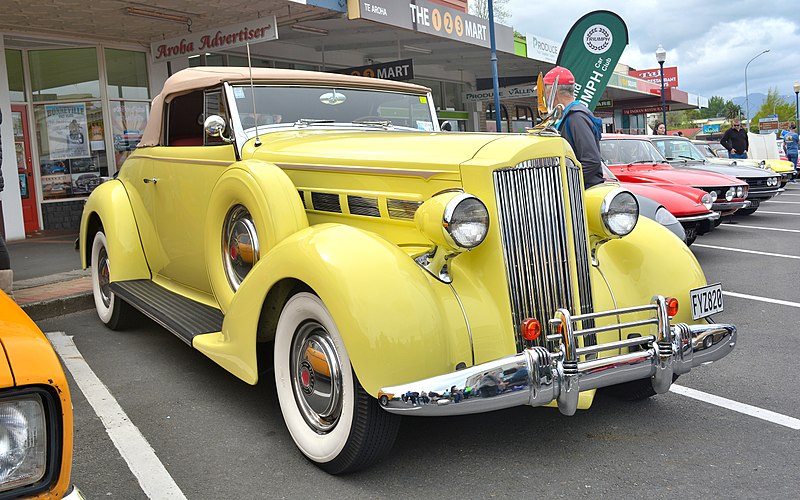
xmin=79 ymin=67 xmax=736 ymax=474
xmin=0 ymin=290 xmax=82 ymax=498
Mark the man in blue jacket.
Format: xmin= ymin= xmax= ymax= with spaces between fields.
xmin=542 ymin=66 xmax=604 ymax=189
xmin=783 ymin=123 xmax=799 ymax=171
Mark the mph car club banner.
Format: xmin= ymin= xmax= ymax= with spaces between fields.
xmin=556 ymin=11 xmax=629 ymax=111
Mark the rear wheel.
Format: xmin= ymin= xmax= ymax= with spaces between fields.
xmin=274 ymin=292 xmax=400 ymax=474
xmin=90 ymin=231 xmax=133 ymax=330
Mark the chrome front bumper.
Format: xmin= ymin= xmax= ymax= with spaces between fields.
xmin=379 ymin=296 xmax=736 ymax=417
xmin=676 ymin=212 xmax=720 ymax=223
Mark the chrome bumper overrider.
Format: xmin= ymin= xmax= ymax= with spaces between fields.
xmin=378 ymin=296 xmax=735 ymax=417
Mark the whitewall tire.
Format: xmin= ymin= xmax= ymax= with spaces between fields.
xmin=90 ymin=231 xmax=132 ymax=330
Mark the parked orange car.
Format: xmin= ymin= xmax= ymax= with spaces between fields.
xmin=0 ymin=290 xmax=82 ymax=498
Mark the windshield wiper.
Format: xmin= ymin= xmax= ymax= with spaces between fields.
xmin=626 ymin=160 xmax=654 ymax=165
xmin=352 ymin=120 xmax=393 ymax=129
xmin=678 ymin=155 xmax=696 ymax=160
xmin=294 ymin=119 xmax=335 ymax=127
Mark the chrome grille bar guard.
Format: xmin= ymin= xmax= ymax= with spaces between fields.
xmin=378 ymin=296 xmax=736 ymax=417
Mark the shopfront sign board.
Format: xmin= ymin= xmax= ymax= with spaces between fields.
xmin=335 ymin=59 xmax=414 ymax=81
xmin=347 ymin=0 xmax=515 ymax=53
xmin=526 ymin=34 xmax=560 ymax=63
xmin=151 ymin=18 xmax=278 ymax=63
xmin=463 ymin=84 xmax=536 ymax=102
xmin=628 ymin=67 xmax=679 ymax=88
xmin=623 ymin=105 xmax=670 ymax=115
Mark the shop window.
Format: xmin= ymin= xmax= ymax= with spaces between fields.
xmin=33 ymin=101 xmax=108 ymax=200
xmin=443 ymin=81 xmax=465 ymax=111
xmin=5 ymin=49 xmax=26 ymax=102
xmin=110 ymin=101 xmax=149 ymax=169
xmin=29 ymin=48 xmax=100 ymax=102
xmin=105 ymin=49 xmax=149 ymax=100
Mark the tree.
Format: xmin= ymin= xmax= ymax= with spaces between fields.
xmin=470 ymin=0 xmax=511 ymax=24
xmin=750 ymin=87 xmax=793 ymax=133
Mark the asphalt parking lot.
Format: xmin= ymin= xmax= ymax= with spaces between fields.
xmin=38 ymin=185 xmax=800 ymax=499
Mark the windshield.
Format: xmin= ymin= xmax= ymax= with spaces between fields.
xmin=231 ymin=85 xmax=435 ymax=134
xmin=650 ymin=138 xmax=706 ymax=161
xmin=600 ymin=138 xmax=666 ymax=164
xmin=693 ymin=143 xmax=716 ymax=158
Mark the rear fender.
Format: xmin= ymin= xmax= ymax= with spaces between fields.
xmin=193 ymin=224 xmax=470 ymax=395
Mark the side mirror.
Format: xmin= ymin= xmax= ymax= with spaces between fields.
xmin=204 ymin=115 xmax=233 ymax=143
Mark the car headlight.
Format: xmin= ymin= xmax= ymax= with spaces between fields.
xmin=701 ymin=193 xmax=713 ymax=209
xmin=736 ymin=186 xmax=744 ymax=198
xmin=725 ymin=187 xmax=736 ymax=201
xmin=655 ymin=206 xmax=678 ymax=226
xmin=601 ymin=189 xmax=639 ymax=236
xmin=416 ymin=192 xmax=489 ymax=251
xmin=0 ymin=395 xmax=47 ymax=493
xmin=708 ymin=190 xmax=718 ymax=202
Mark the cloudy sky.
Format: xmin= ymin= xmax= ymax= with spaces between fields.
xmin=506 ymin=1 xmax=794 ymax=101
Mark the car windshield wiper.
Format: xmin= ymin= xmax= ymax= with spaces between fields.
xmin=665 ymin=157 xmax=687 ymax=162
xmin=351 ymin=120 xmax=393 ymax=129
xmin=625 ymin=160 xmax=654 ymax=165
xmin=678 ymin=155 xmax=696 ymax=160
xmin=294 ymin=119 xmax=335 ymax=127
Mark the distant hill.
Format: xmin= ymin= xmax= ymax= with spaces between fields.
xmin=731 ymin=93 xmax=795 ymax=117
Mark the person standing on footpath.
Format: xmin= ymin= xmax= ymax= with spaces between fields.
xmin=0 ymin=108 xmax=13 ymax=297
xmin=543 ymin=66 xmax=604 ymax=189
xmin=782 ymin=123 xmax=799 ymax=171
xmin=720 ymin=119 xmax=749 ymax=159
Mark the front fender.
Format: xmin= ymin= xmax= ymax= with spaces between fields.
xmin=79 ymin=179 xmax=150 ymax=282
xmin=594 ymin=216 xmax=706 ymax=325
xmin=193 ymin=224 xmax=470 ymax=395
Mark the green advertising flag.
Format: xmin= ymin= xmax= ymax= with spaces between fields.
xmin=556 ymin=11 xmax=629 ymax=111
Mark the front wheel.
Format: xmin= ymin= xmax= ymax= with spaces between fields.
xmin=90 ymin=231 xmax=133 ymax=330
xmin=274 ymin=292 xmax=400 ymax=474
xmin=736 ymin=207 xmax=758 ymax=216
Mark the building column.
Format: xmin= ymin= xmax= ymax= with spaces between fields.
xmin=0 ymin=34 xmax=26 ymax=241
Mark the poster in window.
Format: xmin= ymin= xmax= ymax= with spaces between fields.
xmin=45 ymin=103 xmax=90 ymax=160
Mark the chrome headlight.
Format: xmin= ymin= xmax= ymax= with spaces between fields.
xmin=725 ymin=187 xmax=736 ymax=201
xmin=443 ymin=194 xmax=490 ymax=250
xmin=655 ymin=206 xmax=678 ymax=226
xmin=736 ymin=186 xmax=744 ymax=198
xmin=0 ymin=395 xmax=48 ymax=493
xmin=416 ymin=192 xmax=489 ymax=252
xmin=701 ymin=193 xmax=713 ymax=209
xmin=601 ymin=189 xmax=639 ymax=236
xmin=708 ymin=190 xmax=718 ymax=202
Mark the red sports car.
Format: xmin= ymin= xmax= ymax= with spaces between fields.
xmin=602 ymin=165 xmax=718 ymax=245
xmin=600 ymin=135 xmax=749 ymax=220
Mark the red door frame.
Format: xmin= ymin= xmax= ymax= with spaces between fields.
xmin=11 ymin=104 xmax=40 ymax=233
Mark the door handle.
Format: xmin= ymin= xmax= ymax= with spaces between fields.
xmin=143 ymin=178 xmax=159 ymax=184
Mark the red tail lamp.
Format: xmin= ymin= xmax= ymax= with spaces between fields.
xmin=521 ymin=318 xmax=542 ymax=341
xmin=666 ymin=297 xmax=679 ymax=317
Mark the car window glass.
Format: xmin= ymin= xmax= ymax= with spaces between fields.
xmin=166 ymin=91 xmax=204 ymax=146
xmin=204 ymin=89 xmax=229 ymax=146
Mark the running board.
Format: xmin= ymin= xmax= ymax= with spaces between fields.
xmin=110 ymin=280 xmax=223 ymax=345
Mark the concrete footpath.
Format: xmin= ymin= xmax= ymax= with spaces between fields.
xmin=7 ymin=231 xmax=94 ymax=321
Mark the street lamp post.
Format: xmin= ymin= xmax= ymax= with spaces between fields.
xmin=655 ymin=45 xmax=667 ymax=132
xmin=794 ymin=81 xmax=800 ymax=126
xmin=744 ymin=49 xmax=770 ymax=132
xmin=487 ymin=0 xmax=502 ymax=133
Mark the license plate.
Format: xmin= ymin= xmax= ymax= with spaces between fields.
xmin=690 ymin=283 xmax=724 ymax=320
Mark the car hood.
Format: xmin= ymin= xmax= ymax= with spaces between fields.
xmin=0 ymin=291 xmax=65 ymax=388
xmin=705 ymin=157 xmax=764 ymax=169
xmin=666 ymin=159 xmax=774 ymax=179
xmin=609 ymin=163 xmax=745 ymax=187
xmin=618 ymin=181 xmax=709 ymax=217
xmin=243 ymin=130 xmax=510 ymax=177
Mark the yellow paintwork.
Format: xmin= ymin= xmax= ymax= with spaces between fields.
xmin=0 ymin=290 xmax=74 ymax=498
xmin=84 ymin=124 xmax=711 ymax=405
xmin=763 ymin=158 xmax=795 ymax=174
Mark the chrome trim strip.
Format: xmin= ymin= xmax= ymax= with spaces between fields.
xmin=275 ymin=163 xmax=452 ymax=180
xmin=133 ymin=155 xmax=233 ymax=166
xmin=449 ymin=283 xmax=476 ymax=366
xmin=711 ymin=201 xmax=748 ymax=210
xmin=379 ymin=297 xmax=736 ymax=417
xmin=676 ymin=212 xmax=721 ymax=223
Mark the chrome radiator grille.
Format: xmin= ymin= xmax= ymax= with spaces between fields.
xmin=493 ymin=157 xmax=594 ymax=352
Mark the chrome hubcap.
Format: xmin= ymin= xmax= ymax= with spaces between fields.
xmin=98 ymin=247 xmax=111 ymax=307
xmin=290 ymin=321 xmax=343 ymax=433
xmin=223 ymin=205 xmax=259 ymax=291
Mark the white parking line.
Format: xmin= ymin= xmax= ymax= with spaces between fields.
xmin=728 ymin=225 xmax=800 ymax=233
xmin=764 ymin=200 xmax=800 ymax=204
xmin=47 ymin=332 xmax=187 ymax=500
xmin=755 ymin=211 xmax=800 ymax=216
xmin=723 ymin=291 xmax=800 ymax=309
xmin=670 ymin=385 xmax=800 ymax=430
xmin=692 ymin=244 xmax=800 ymax=259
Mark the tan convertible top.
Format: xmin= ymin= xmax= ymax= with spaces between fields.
xmin=139 ymin=67 xmax=432 ymax=147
